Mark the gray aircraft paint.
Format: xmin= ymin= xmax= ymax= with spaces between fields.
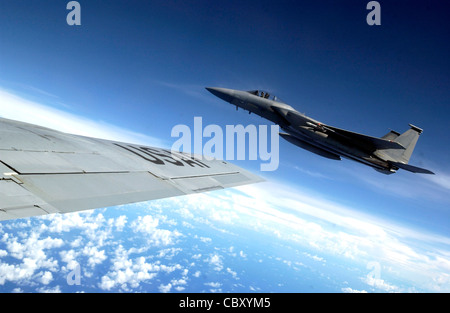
xmin=0 ymin=117 xmax=262 ymax=221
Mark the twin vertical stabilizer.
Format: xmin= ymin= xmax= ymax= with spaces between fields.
xmin=375 ymin=124 xmax=434 ymax=174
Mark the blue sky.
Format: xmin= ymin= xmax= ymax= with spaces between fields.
xmin=0 ymin=1 xmax=449 ymax=292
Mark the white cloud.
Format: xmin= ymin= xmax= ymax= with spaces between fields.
xmin=43 ymin=212 xmax=100 ymax=234
xmin=82 ymin=246 xmax=107 ymax=268
xmin=204 ymin=281 xmax=221 ymax=288
xmin=39 ymin=271 xmax=53 ymax=285
xmin=70 ymin=237 xmax=83 ymax=248
xmin=363 ymin=275 xmax=399 ymax=293
xmin=157 ymin=248 xmax=182 ymax=259
xmin=112 ymin=215 xmax=127 ymax=231
xmin=341 ymin=287 xmax=368 ymax=293
xmin=198 ymin=236 xmax=212 ymax=244
xmin=0 ymin=212 xmax=141 ymax=290
xmin=130 ymin=215 xmax=181 ymax=247
xmin=226 ymin=268 xmax=238 ymax=279
xmin=98 ymin=240 xmax=185 ymax=292
xmin=37 ymin=285 xmax=62 ymax=293
xmin=60 ymin=250 xmax=79 ymax=270
xmin=192 ymin=254 xmax=202 ymax=260
xmin=425 ymin=170 xmax=450 ymax=191
xmin=98 ymin=245 xmax=159 ymax=291
xmin=0 ymin=230 xmax=62 ymax=285
xmin=158 ymin=283 xmax=172 ymax=293
xmin=304 ymin=253 xmax=325 ymax=263
xmin=206 ymin=253 xmax=223 ymax=272
xmin=171 ymin=278 xmax=187 ymax=286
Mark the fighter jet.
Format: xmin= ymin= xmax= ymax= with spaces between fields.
xmin=206 ymin=87 xmax=434 ymax=175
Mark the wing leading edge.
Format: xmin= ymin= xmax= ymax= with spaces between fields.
xmin=0 ymin=118 xmax=263 ymax=221
xmin=388 ymin=161 xmax=434 ymax=175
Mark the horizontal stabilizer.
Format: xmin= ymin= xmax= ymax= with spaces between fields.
xmin=389 ymin=161 xmax=434 ymax=175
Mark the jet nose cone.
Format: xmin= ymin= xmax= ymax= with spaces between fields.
xmin=205 ymin=87 xmax=235 ymax=103
xmin=205 ymin=87 xmax=218 ymax=93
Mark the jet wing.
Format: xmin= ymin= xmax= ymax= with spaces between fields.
xmin=269 ymin=108 xmax=404 ymax=151
xmin=0 ymin=118 xmax=263 ymax=221
xmin=323 ymin=125 xmax=405 ymax=151
xmin=389 ymin=161 xmax=435 ymax=174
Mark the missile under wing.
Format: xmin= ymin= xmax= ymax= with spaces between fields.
xmin=0 ymin=117 xmax=262 ymax=221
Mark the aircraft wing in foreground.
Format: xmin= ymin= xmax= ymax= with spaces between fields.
xmin=0 ymin=117 xmax=262 ymax=221
xmin=206 ymin=87 xmax=434 ymax=175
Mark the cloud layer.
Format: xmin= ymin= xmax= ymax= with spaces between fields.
xmin=1 ymin=181 xmax=449 ymax=292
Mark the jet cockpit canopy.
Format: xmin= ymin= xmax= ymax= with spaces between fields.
xmin=246 ymin=90 xmax=284 ymax=103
